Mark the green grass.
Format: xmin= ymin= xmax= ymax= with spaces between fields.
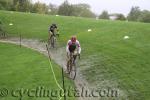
xmin=0 ymin=43 xmax=75 ymax=100
xmin=0 ymin=10 xmax=150 ymax=99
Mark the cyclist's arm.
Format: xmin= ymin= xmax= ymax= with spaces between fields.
xmin=48 ymin=31 xmax=52 ymax=39
xmin=56 ymin=27 xmax=59 ymax=32
xmin=76 ymin=40 xmax=81 ymax=54
xmin=66 ymin=40 xmax=72 ymax=53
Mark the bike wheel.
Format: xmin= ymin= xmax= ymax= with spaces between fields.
xmin=51 ymin=36 xmax=55 ymax=48
xmin=69 ymin=64 xmax=76 ymax=80
xmin=47 ymin=38 xmax=50 ymax=47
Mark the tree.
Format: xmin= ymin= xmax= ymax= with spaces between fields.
xmin=72 ymin=3 xmax=96 ymax=18
xmin=0 ymin=0 xmax=6 ymax=10
xmin=14 ymin=0 xmax=32 ymax=12
xmin=116 ymin=14 xmax=126 ymax=21
xmin=138 ymin=10 xmax=150 ymax=23
xmin=58 ymin=2 xmax=96 ymax=17
xmin=32 ymin=1 xmax=48 ymax=14
xmin=23 ymin=0 xmax=31 ymax=12
xmin=99 ymin=10 xmax=109 ymax=19
xmin=127 ymin=6 xmax=141 ymax=21
xmin=0 ymin=0 xmax=13 ymax=10
xmin=58 ymin=0 xmax=74 ymax=16
xmin=48 ymin=3 xmax=58 ymax=15
xmin=13 ymin=0 xmax=18 ymax=8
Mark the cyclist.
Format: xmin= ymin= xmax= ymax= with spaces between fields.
xmin=48 ymin=23 xmax=59 ymax=40
xmin=66 ymin=36 xmax=81 ymax=71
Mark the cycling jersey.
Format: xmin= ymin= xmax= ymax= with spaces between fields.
xmin=66 ymin=40 xmax=81 ymax=54
xmin=49 ymin=25 xmax=57 ymax=33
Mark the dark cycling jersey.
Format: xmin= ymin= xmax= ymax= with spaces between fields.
xmin=69 ymin=43 xmax=76 ymax=52
xmin=49 ymin=24 xmax=57 ymax=33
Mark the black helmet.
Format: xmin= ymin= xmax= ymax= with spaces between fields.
xmin=52 ymin=23 xmax=56 ymax=27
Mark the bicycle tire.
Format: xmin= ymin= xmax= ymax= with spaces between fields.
xmin=69 ymin=63 xmax=76 ymax=80
xmin=51 ymin=36 xmax=54 ymax=47
xmin=47 ymin=37 xmax=51 ymax=47
xmin=67 ymin=53 xmax=77 ymax=80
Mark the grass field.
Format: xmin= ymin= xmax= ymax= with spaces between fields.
xmin=0 ymin=10 xmax=150 ymax=99
xmin=0 ymin=43 xmax=74 ymax=100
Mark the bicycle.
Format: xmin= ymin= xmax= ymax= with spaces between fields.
xmin=67 ymin=51 xmax=80 ymax=80
xmin=49 ymin=34 xmax=56 ymax=48
xmin=48 ymin=29 xmax=59 ymax=48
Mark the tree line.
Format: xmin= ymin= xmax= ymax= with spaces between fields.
xmin=127 ymin=6 xmax=150 ymax=23
xmin=0 ymin=0 xmax=52 ymax=14
xmin=99 ymin=6 xmax=150 ymax=23
xmin=0 ymin=0 xmax=96 ymax=17
xmin=0 ymin=0 xmax=150 ymax=23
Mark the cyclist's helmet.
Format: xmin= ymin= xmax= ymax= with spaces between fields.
xmin=52 ymin=23 xmax=56 ymax=27
xmin=71 ymin=36 xmax=77 ymax=43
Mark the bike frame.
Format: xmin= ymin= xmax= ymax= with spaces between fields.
xmin=48 ymin=31 xmax=57 ymax=48
xmin=67 ymin=51 xmax=79 ymax=80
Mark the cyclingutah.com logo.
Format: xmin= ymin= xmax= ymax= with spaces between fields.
xmin=0 ymin=86 xmax=119 ymax=100
xmin=0 ymin=88 xmax=9 ymax=97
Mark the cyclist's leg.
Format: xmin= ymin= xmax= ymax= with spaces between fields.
xmin=53 ymin=34 xmax=56 ymax=43
xmin=66 ymin=52 xmax=70 ymax=73
xmin=73 ymin=50 xmax=78 ymax=64
xmin=48 ymin=32 xmax=52 ymax=45
xmin=49 ymin=31 xmax=55 ymax=47
xmin=73 ymin=55 xmax=77 ymax=65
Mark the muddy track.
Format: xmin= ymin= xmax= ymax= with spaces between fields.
xmin=0 ymin=37 xmax=96 ymax=100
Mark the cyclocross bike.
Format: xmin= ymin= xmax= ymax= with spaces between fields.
xmin=48 ymin=29 xmax=58 ymax=48
xmin=67 ymin=51 xmax=80 ymax=80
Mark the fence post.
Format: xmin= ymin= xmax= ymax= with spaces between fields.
xmin=62 ymin=68 xmax=66 ymax=100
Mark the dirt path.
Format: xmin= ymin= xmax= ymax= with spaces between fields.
xmin=0 ymin=37 xmax=95 ymax=100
